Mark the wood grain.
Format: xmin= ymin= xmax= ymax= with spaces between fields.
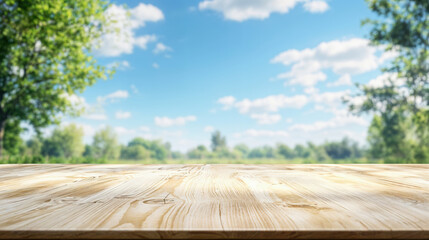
xmin=0 ymin=164 xmax=428 ymax=239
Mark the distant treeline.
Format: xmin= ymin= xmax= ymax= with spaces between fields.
xmin=2 ymin=124 xmax=425 ymax=164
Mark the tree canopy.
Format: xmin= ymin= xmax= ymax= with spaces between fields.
xmin=0 ymin=0 xmax=110 ymax=156
xmin=211 ymin=130 xmax=226 ymax=151
xmin=348 ymin=0 xmax=429 ymax=162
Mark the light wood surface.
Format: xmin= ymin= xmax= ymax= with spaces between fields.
xmin=0 ymin=164 xmax=428 ymax=239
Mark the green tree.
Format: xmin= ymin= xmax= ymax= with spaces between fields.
xmin=41 ymin=124 xmax=84 ymax=158
xmin=171 ymin=151 xmax=184 ymax=159
xmin=307 ymin=142 xmax=330 ymax=162
xmin=0 ymin=0 xmax=110 ymax=156
xmin=149 ymin=140 xmax=169 ymax=160
xmin=120 ymin=145 xmax=150 ymax=160
xmin=83 ymin=144 xmax=93 ymax=157
xmin=233 ymin=144 xmax=249 ymax=158
xmin=277 ymin=144 xmax=295 ymax=159
xmin=92 ymin=126 xmax=119 ymax=159
xmin=262 ymin=146 xmax=277 ymax=158
xmin=294 ymin=144 xmax=311 ymax=159
xmin=25 ymin=137 xmax=42 ymax=156
xmin=2 ymin=119 xmax=24 ymax=155
xmin=349 ymin=0 xmax=429 ymax=162
xmin=211 ymin=130 xmax=226 ymax=151
xmin=366 ymin=111 xmax=415 ymax=162
xmin=127 ymin=138 xmax=168 ymax=160
xmin=187 ymin=145 xmax=211 ymax=159
xmin=248 ymin=147 xmax=265 ymax=159
xmin=323 ymin=138 xmax=353 ymax=160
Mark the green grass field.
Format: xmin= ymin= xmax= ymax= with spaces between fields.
xmin=1 ymin=156 xmax=421 ymax=164
xmin=105 ymin=158 xmax=385 ymax=164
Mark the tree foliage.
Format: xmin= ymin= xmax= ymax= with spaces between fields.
xmin=91 ymin=126 xmax=120 ymax=159
xmin=41 ymin=124 xmax=84 ymax=158
xmin=348 ymin=0 xmax=429 ymax=162
xmin=3 ymin=119 xmax=24 ymax=155
xmin=123 ymin=138 xmax=169 ymax=160
xmin=211 ymin=130 xmax=226 ymax=151
xmin=0 ymin=0 xmax=110 ymax=156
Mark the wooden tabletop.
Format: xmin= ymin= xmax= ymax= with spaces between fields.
xmin=0 ymin=164 xmax=428 ymax=239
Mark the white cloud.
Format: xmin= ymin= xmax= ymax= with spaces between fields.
xmin=198 ymin=0 xmax=328 ymax=22
xmin=130 ymin=84 xmax=139 ymax=94
xmin=303 ymin=0 xmax=329 ymax=13
xmin=152 ymin=62 xmax=160 ymax=69
xmin=219 ymin=94 xmax=308 ymax=114
xmin=64 ymin=94 xmax=87 ymax=112
xmin=204 ymin=126 xmax=215 ymax=132
xmin=134 ymin=35 xmax=158 ymax=49
xmin=140 ymin=126 xmax=151 ymax=132
xmin=304 ymin=86 xmax=319 ymax=94
xmin=271 ymin=38 xmax=396 ymax=87
xmin=82 ymin=113 xmax=108 ymax=121
xmin=97 ymin=90 xmax=129 ymax=104
xmin=290 ymin=114 xmax=368 ymax=132
xmin=217 ymin=96 xmax=236 ymax=109
xmin=61 ymin=94 xmax=110 ymax=121
xmin=153 ymin=43 xmax=172 ymax=54
xmin=154 ymin=116 xmax=197 ymax=127
xmin=95 ymin=3 xmax=163 ymax=57
xmin=115 ymin=111 xmax=131 ymax=119
xmin=160 ymin=130 xmax=184 ymax=137
xmin=328 ymin=74 xmax=352 ymax=87
xmin=77 ymin=124 xmax=97 ymax=137
xmin=250 ymin=113 xmax=282 ymax=125
xmin=114 ymin=126 xmax=134 ymax=135
xmin=218 ymin=94 xmax=307 ymax=124
xmin=312 ymin=90 xmax=349 ymax=107
xmin=238 ymin=129 xmax=289 ymax=137
xmin=366 ymin=73 xmax=404 ymax=89
xmin=107 ymin=60 xmax=130 ymax=70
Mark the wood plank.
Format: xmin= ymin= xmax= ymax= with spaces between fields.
xmin=0 ymin=164 xmax=428 ymax=239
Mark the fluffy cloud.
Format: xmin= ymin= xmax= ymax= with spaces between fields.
xmin=204 ymin=126 xmax=215 ymax=132
xmin=218 ymin=94 xmax=308 ymax=114
xmin=153 ymin=43 xmax=172 ymax=54
xmin=113 ymin=126 xmax=152 ymax=138
xmin=327 ymin=74 xmax=352 ymax=87
xmin=95 ymin=3 xmax=163 ymax=57
xmin=107 ymin=60 xmax=130 ymax=71
xmin=114 ymin=126 xmax=134 ymax=135
xmin=61 ymin=93 xmax=88 ymax=112
xmin=152 ymin=62 xmax=160 ymax=69
xmin=250 ymin=113 xmax=282 ymax=125
xmin=217 ymin=96 xmax=236 ymax=109
xmin=218 ymin=94 xmax=307 ymax=125
xmin=238 ymin=129 xmax=289 ymax=137
xmin=140 ymin=126 xmax=151 ymax=132
xmin=289 ymin=114 xmax=368 ymax=132
xmin=83 ymin=113 xmax=108 ymax=121
xmin=154 ymin=116 xmax=197 ymax=127
xmin=342 ymin=73 xmax=407 ymax=111
xmin=61 ymin=94 xmax=110 ymax=121
xmin=97 ymin=90 xmax=129 ymax=104
xmin=198 ymin=0 xmax=328 ymax=22
xmin=115 ymin=111 xmax=131 ymax=119
xmin=312 ymin=90 xmax=349 ymax=107
xmin=303 ymin=0 xmax=329 ymax=13
xmin=271 ymin=38 xmax=395 ymax=87
xmin=366 ymin=73 xmax=404 ymax=89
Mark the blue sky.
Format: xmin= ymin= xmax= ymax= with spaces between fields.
xmin=57 ymin=0 xmax=395 ymax=151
